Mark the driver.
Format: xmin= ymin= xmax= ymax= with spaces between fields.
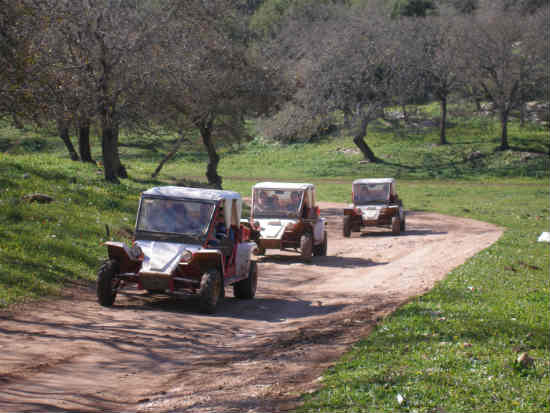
xmin=147 ymin=200 xmax=178 ymax=232
xmin=369 ymin=185 xmax=386 ymax=201
xmin=357 ymin=186 xmax=369 ymax=204
xmin=257 ymin=190 xmax=279 ymax=211
xmin=287 ymin=191 xmax=301 ymax=211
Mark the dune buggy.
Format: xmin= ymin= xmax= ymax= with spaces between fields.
xmin=97 ymin=186 xmax=258 ymax=314
xmin=246 ymin=182 xmax=327 ymax=260
xmin=343 ymin=178 xmax=405 ymax=236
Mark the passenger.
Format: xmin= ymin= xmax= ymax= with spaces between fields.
xmin=214 ymin=210 xmax=227 ymax=240
xmin=287 ymin=191 xmax=301 ymax=210
xmin=257 ymin=191 xmax=279 ymax=211
xmin=357 ymin=186 xmax=370 ymax=204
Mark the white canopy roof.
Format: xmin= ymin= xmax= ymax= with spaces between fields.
xmin=142 ymin=186 xmax=242 ymax=224
xmin=353 ymin=178 xmax=395 ymax=185
xmin=142 ymin=186 xmax=241 ymax=201
xmin=253 ymin=182 xmax=314 ymax=191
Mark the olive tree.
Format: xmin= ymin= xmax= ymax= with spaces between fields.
xmin=144 ymin=0 xmax=282 ymax=188
xmin=0 ymin=1 xmax=47 ymax=128
xmin=418 ymin=14 xmax=463 ymax=144
xmin=456 ymin=2 xmax=549 ymax=150
xmin=269 ymin=2 xmax=399 ymax=162
xmin=32 ymin=0 xmax=179 ymax=181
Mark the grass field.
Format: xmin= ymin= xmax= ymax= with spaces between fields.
xmin=0 ymin=107 xmax=548 ymax=411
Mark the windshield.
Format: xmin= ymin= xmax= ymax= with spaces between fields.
xmin=136 ymin=197 xmax=215 ymax=237
xmin=353 ymin=183 xmax=390 ymax=204
xmin=253 ymin=188 xmax=304 ymax=218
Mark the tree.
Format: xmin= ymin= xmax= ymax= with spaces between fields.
xmin=387 ymin=16 xmax=431 ymax=125
xmin=418 ymin=15 xmax=463 ymax=144
xmin=144 ymin=0 xmax=282 ymax=188
xmin=0 ymin=1 xmax=46 ymax=127
xmin=457 ymin=3 xmax=549 ymax=150
xmin=266 ymin=1 xmax=399 ymax=162
xmin=35 ymin=0 xmax=177 ymax=182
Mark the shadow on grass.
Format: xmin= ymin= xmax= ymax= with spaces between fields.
xmin=372 ymin=148 xmax=548 ymax=179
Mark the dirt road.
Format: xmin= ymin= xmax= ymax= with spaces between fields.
xmin=0 ymin=204 xmax=502 ymax=412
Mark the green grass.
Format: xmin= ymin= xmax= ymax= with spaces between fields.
xmin=296 ymin=181 xmax=549 ymax=413
xmin=0 ymin=108 xmax=548 ymax=411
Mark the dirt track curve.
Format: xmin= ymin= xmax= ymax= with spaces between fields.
xmin=0 ymin=203 xmax=502 ymax=412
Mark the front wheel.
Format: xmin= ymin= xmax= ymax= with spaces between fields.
xmin=321 ymin=231 xmax=328 ymax=256
xmin=400 ymin=212 xmax=406 ymax=232
xmin=313 ymin=232 xmax=328 ymax=256
xmin=199 ymin=269 xmax=222 ymax=314
xmin=300 ymin=234 xmax=313 ymax=260
xmin=392 ymin=216 xmax=401 ymax=235
xmin=233 ymin=261 xmax=258 ymax=299
xmin=97 ymin=259 xmax=119 ymax=307
xmin=343 ymin=216 xmax=352 ymax=238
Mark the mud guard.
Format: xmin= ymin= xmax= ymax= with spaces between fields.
xmin=104 ymin=241 xmax=142 ymax=273
xmin=235 ymin=242 xmax=256 ymax=278
xmin=313 ymin=218 xmax=326 ymax=244
xmin=190 ymin=250 xmax=225 ymax=277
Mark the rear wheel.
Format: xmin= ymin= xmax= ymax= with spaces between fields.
xmin=392 ymin=216 xmax=401 ymax=235
xmin=300 ymin=234 xmax=313 ymax=260
xmin=199 ymin=269 xmax=222 ymax=314
xmin=400 ymin=212 xmax=406 ymax=232
xmin=233 ymin=261 xmax=258 ymax=299
xmin=97 ymin=259 xmax=119 ymax=307
xmin=313 ymin=232 xmax=328 ymax=256
xmin=343 ymin=216 xmax=352 ymax=238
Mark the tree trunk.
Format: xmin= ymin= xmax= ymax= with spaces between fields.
xmin=199 ymin=118 xmax=222 ymax=189
xmin=343 ymin=108 xmax=352 ymax=130
xmin=498 ymin=109 xmax=510 ymax=151
xmin=12 ymin=112 xmax=24 ymax=129
xmin=112 ymin=125 xmax=127 ymax=178
xmin=57 ymin=120 xmax=79 ymax=161
xmin=353 ymin=116 xmax=378 ymax=162
xmin=519 ymin=102 xmax=526 ymax=128
xmin=519 ymin=67 xmax=525 ymax=128
xmin=101 ymin=123 xmax=120 ymax=183
xmin=152 ymin=131 xmax=189 ymax=178
xmin=439 ymin=97 xmax=448 ymax=145
xmin=402 ymin=104 xmax=409 ymax=124
xmin=78 ymin=119 xmax=95 ymax=163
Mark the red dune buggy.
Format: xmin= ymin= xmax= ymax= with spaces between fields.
xmin=97 ymin=186 xmax=258 ymax=313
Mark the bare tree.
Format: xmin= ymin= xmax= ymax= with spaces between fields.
xmin=0 ymin=1 xmax=47 ymax=127
xmin=33 ymin=0 xmax=179 ymax=182
xmin=144 ymin=0 xmax=282 ymax=188
xmin=275 ymin=2 xmax=398 ymax=162
xmin=387 ymin=16 xmax=431 ymax=125
xmin=456 ymin=2 xmax=549 ymax=150
xmin=419 ymin=14 xmax=463 ymax=144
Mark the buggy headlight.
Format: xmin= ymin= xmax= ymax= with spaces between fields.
xmin=180 ymin=249 xmax=193 ymax=263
